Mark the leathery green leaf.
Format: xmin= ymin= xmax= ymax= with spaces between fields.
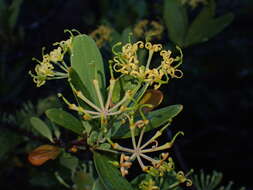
xmin=30 ymin=117 xmax=54 ymax=142
xmin=112 ymin=104 xmax=183 ymax=139
xmin=163 ymin=0 xmax=188 ymax=47
xmin=185 ymin=0 xmax=233 ymax=47
xmin=112 ymin=75 xmax=139 ymax=103
xmin=68 ymin=67 xmax=92 ymax=99
xmin=93 ymin=151 xmax=134 ymax=190
xmin=71 ymin=34 xmax=106 ymax=106
xmin=92 ymin=179 xmax=107 ymax=190
xmin=68 ymin=67 xmax=92 ymax=108
xmin=46 ymin=108 xmax=84 ymax=135
xmin=204 ymin=13 xmax=234 ymax=40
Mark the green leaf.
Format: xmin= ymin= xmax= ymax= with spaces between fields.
xmin=205 ymin=13 xmax=234 ymax=39
xmin=185 ymin=0 xmax=234 ymax=47
xmin=92 ymin=179 xmax=107 ymax=190
xmin=60 ymin=152 xmax=79 ymax=172
xmin=9 ymin=0 xmax=23 ymax=30
xmin=68 ymin=67 xmax=92 ymax=107
xmin=108 ymin=30 xmax=121 ymax=47
xmin=112 ymin=104 xmax=183 ymax=139
xmin=87 ymin=131 xmax=99 ymax=146
xmin=112 ymin=75 xmax=139 ymax=103
xmin=46 ymin=108 xmax=84 ymax=135
xmin=0 ymin=129 xmax=22 ymax=160
xmin=93 ymin=152 xmax=134 ymax=190
xmin=30 ymin=117 xmax=54 ymax=142
xmin=71 ymin=34 xmax=106 ymax=106
xmin=163 ymin=0 xmax=188 ymax=47
xmin=121 ymin=27 xmax=134 ymax=44
xmin=0 ymin=0 xmax=6 ymax=12
xmin=73 ymin=171 xmax=94 ymax=190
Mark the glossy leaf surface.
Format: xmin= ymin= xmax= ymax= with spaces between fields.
xmin=185 ymin=0 xmax=234 ymax=47
xmin=93 ymin=152 xmax=134 ymax=190
xmin=68 ymin=68 xmax=92 ymax=107
xmin=46 ymin=108 xmax=84 ymax=135
xmin=71 ymin=34 xmax=105 ymax=106
xmin=112 ymin=75 xmax=139 ymax=103
xmin=164 ymin=0 xmax=188 ymax=46
xmin=112 ymin=104 xmax=183 ymax=139
xmin=30 ymin=117 xmax=54 ymax=142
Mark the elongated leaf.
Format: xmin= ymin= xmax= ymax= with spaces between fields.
xmin=73 ymin=171 xmax=94 ymax=190
xmin=112 ymin=75 xmax=139 ymax=103
xmin=164 ymin=0 xmax=188 ymax=47
xmin=59 ymin=152 xmax=79 ymax=172
xmin=68 ymin=67 xmax=92 ymax=107
xmin=93 ymin=152 xmax=134 ymax=190
xmin=28 ymin=145 xmax=60 ymax=166
xmin=46 ymin=108 xmax=84 ymax=135
xmin=112 ymin=104 xmax=183 ymax=139
xmin=9 ymin=0 xmax=23 ymax=30
xmin=0 ymin=0 xmax=6 ymax=12
xmin=0 ymin=129 xmax=22 ymax=160
xmin=108 ymin=30 xmax=121 ymax=48
xmin=71 ymin=34 xmax=106 ymax=106
xmin=185 ymin=0 xmax=234 ymax=47
xmin=92 ymin=179 xmax=107 ymax=190
xmin=205 ymin=13 xmax=234 ymax=39
xmin=30 ymin=117 xmax=54 ymax=142
xmin=139 ymin=89 xmax=164 ymax=113
xmin=185 ymin=0 xmax=216 ymax=46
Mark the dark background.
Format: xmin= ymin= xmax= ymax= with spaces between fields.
xmin=0 ymin=0 xmax=252 ymax=189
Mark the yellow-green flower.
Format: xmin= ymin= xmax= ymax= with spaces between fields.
xmin=49 ymin=47 xmax=64 ymax=63
xmin=29 ymin=40 xmax=71 ymax=87
xmin=112 ymin=41 xmax=183 ymax=89
xmin=139 ymin=178 xmax=159 ymax=190
xmin=89 ymin=25 xmax=112 ymax=48
xmin=133 ymin=20 xmax=164 ymax=41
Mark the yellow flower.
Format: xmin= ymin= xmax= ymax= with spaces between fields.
xmin=112 ymin=41 xmax=183 ymax=89
xmin=35 ymin=62 xmax=54 ymax=77
xmin=29 ymin=37 xmax=71 ymax=87
xmin=139 ymin=178 xmax=159 ymax=190
xmin=89 ymin=25 xmax=112 ymax=48
xmin=176 ymin=171 xmax=193 ymax=187
xmin=49 ymin=47 xmax=64 ymax=63
xmin=133 ymin=20 xmax=164 ymax=40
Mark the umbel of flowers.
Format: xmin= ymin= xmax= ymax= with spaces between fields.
xmin=29 ymin=30 xmax=192 ymax=190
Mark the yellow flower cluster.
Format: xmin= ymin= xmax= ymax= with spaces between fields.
xmin=89 ymin=25 xmax=112 ymax=48
xmin=139 ymin=178 xmax=159 ymax=190
xmin=181 ymin=0 xmax=207 ymax=8
xmin=133 ymin=20 xmax=164 ymax=40
xmin=143 ymin=155 xmax=192 ymax=189
xmin=29 ymin=38 xmax=72 ymax=87
xmin=146 ymin=155 xmax=174 ymax=177
xmin=112 ymin=41 xmax=183 ymax=89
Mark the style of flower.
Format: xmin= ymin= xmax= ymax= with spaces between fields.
xmin=133 ymin=20 xmax=164 ymax=41
xmin=110 ymin=111 xmax=184 ymax=176
xmin=58 ymin=78 xmax=131 ymax=124
xmin=112 ymin=41 xmax=183 ymax=89
xmin=89 ymin=25 xmax=112 ymax=48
